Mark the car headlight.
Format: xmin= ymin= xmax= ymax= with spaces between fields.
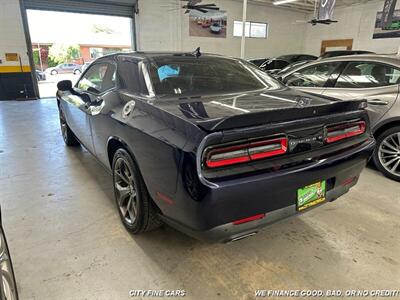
xmin=0 ymin=228 xmax=18 ymax=300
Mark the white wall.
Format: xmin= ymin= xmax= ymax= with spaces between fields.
xmin=136 ymin=0 xmax=307 ymax=59
xmin=0 ymin=0 xmax=29 ymax=68
xmin=303 ymin=0 xmax=400 ymax=56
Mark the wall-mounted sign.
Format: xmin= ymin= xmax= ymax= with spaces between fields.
xmin=381 ymin=0 xmax=397 ymax=29
xmin=374 ymin=9 xmax=400 ymax=39
xmin=189 ymin=10 xmax=227 ymax=38
xmin=317 ymin=0 xmax=337 ymax=21
xmin=5 ymin=53 xmax=19 ymax=61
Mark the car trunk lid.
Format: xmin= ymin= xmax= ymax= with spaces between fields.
xmin=151 ymin=88 xmax=365 ymax=132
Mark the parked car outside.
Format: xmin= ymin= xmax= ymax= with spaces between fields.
xmin=46 ymin=63 xmax=82 ymax=75
xmin=56 ymin=52 xmax=374 ymax=242
xmin=35 ymin=70 xmax=46 ymax=81
xmin=73 ymin=62 xmax=92 ymax=75
xmin=279 ymin=54 xmax=400 ymax=181
xmin=319 ymin=50 xmax=375 ymax=59
xmin=0 ymin=206 xmax=19 ymax=300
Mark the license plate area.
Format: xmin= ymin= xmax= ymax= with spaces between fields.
xmin=297 ymin=181 xmax=326 ymax=211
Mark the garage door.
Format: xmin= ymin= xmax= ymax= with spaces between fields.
xmin=23 ymin=0 xmax=136 ymax=17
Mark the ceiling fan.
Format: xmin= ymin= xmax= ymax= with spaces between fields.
xmin=163 ymin=0 xmax=220 ymax=14
xmin=294 ymin=18 xmax=338 ymax=25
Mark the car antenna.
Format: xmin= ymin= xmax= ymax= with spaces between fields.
xmin=192 ymin=47 xmax=201 ymax=58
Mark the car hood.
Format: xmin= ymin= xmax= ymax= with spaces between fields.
xmin=150 ymin=87 xmax=348 ymax=131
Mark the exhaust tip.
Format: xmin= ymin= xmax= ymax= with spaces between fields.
xmin=228 ymin=232 xmax=258 ymax=243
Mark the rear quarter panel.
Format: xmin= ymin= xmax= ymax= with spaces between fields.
xmin=90 ymin=92 xmax=205 ymax=204
xmin=322 ymin=85 xmax=399 ymax=129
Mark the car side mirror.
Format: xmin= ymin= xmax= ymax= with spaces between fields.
xmin=57 ymin=80 xmax=72 ymax=91
xmin=87 ymin=87 xmax=101 ymax=94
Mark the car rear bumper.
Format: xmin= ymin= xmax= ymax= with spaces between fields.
xmin=160 ymin=138 xmax=375 ymax=242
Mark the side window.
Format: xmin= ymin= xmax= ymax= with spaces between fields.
xmin=118 ymin=61 xmax=141 ymax=93
xmin=275 ymin=60 xmax=289 ymax=70
xmin=335 ymin=62 xmax=400 ymax=88
xmin=77 ymin=63 xmax=116 ymax=94
xmin=284 ymin=62 xmax=341 ymax=88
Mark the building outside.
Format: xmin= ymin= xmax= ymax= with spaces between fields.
xmin=32 ymin=43 xmax=131 ymax=70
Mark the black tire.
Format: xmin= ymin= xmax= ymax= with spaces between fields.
xmin=51 ymin=70 xmax=57 ymax=75
xmin=112 ymin=148 xmax=162 ymax=234
xmin=373 ymin=126 xmax=400 ymax=182
xmin=59 ymin=109 xmax=80 ymax=146
xmin=73 ymin=69 xmax=81 ymax=75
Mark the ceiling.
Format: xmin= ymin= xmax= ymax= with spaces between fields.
xmin=85 ymin=0 xmax=137 ymax=4
xmin=81 ymin=0 xmax=376 ymax=13
xmin=248 ymin=0 xmax=379 ymax=13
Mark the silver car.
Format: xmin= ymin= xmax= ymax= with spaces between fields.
xmin=279 ymin=55 xmax=400 ymax=181
xmin=46 ymin=63 xmax=82 ymax=75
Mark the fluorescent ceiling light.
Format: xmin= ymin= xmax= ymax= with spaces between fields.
xmin=273 ymin=0 xmax=300 ymax=5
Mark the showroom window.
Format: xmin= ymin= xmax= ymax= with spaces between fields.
xmin=335 ymin=62 xmax=400 ymax=88
xmin=284 ymin=62 xmax=342 ymax=88
xmin=233 ymin=21 xmax=268 ymax=38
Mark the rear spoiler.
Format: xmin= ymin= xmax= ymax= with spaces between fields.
xmin=195 ymin=99 xmax=367 ymax=132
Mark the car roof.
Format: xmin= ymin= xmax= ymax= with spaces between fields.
xmin=279 ymin=54 xmax=400 ymax=77
xmin=97 ymin=51 xmax=226 ymax=61
xmin=278 ymin=54 xmax=314 ymax=57
xmin=316 ymin=54 xmax=400 ymax=65
xmin=323 ymin=50 xmax=371 ymax=53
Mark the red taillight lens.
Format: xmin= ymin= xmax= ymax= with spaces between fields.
xmin=232 ymin=213 xmax=265 ymax=225
xmin=205 ymin=145 xmax=250 ymax=168
xmin=325 ymin=121 xmax=366 ymax=144
xmin=248 ymin=138 xmax=288 ymax=160
xmin=205 ymin=137 xmax=287 ymax=168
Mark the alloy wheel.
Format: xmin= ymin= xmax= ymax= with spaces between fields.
xmin=378 ymin=132 xmax=400 ymax=177
xmin=114 ymin=157 xmax=138 ymax=224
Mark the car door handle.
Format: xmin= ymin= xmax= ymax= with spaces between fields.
xmin=367 ymin=99 xmax=389 ymax=106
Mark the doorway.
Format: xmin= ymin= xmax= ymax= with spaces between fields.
xmin=25 ymin=10 xmax=134 ymax=98
xmin=320 ymin=39 xmax=354 ymax=55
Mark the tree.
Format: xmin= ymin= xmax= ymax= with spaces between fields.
xmin=32 ymin=49 xmax=40 ymax=66
xmin=48 ymin=44 xmax=80 ymax=64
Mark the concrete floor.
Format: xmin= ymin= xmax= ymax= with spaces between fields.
xmin=0 ymin=99 xmax=399 ymax=300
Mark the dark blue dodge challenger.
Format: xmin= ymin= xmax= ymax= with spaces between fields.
xmin=57 ymin=51 xmax=375 ymax=242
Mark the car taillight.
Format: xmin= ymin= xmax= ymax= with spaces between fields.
xmin=325 ymin=121 xmax=366 ymax=144
xmin=205 ymin=137 xmax=288 ymax=168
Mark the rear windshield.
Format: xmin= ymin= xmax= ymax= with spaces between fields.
xmin=146 ymin=56 xmax=276 ymax=97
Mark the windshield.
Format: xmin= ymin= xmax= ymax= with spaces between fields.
xmin=146 ymin=56 xmax=278 ymax=97
xmin=277 ymin=61 xmax=309 ymax=75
